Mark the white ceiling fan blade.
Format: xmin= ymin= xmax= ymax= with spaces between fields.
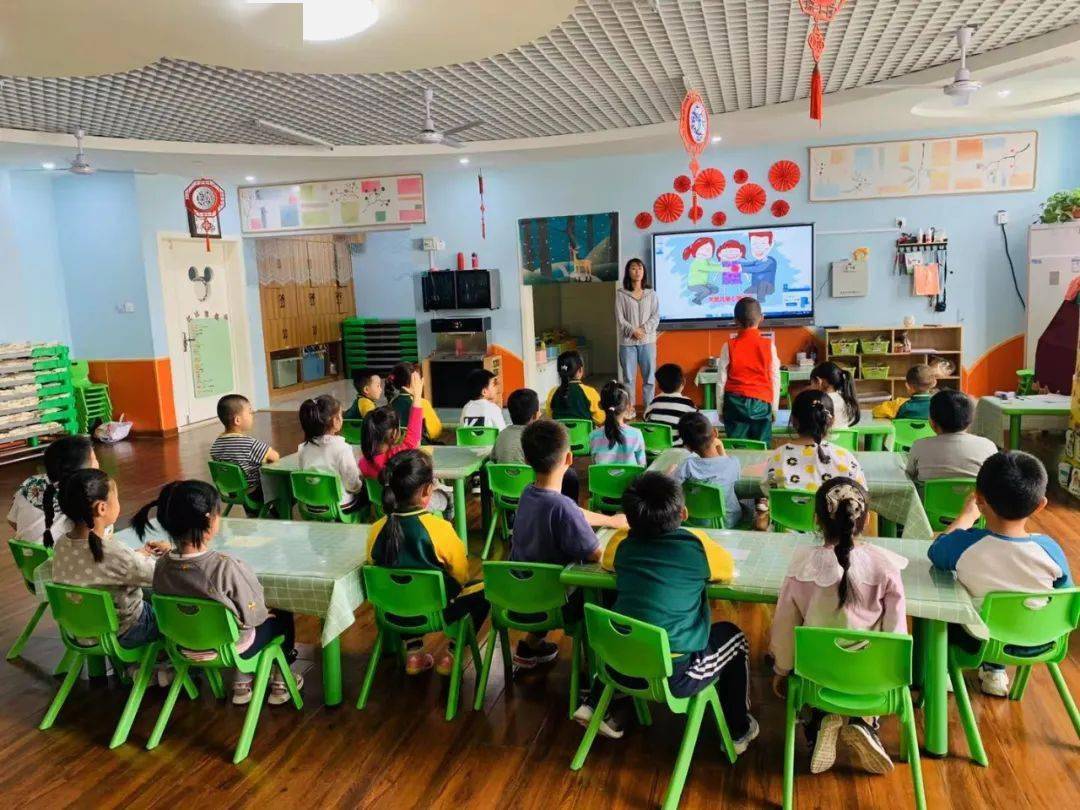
xmin=441 ymin=135 xmax=465 ymax=149
xmin=442 ymin=120 xmax=483 ymax=137
xmin=873 ymin=82 xmax=939 ymax=89
xmin=980 ymin=56 xmax=1075 ymax=85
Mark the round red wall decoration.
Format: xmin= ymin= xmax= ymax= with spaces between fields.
xmin=653 ymin=193 xmax=684 ymax=223
xmin=688 ymin=204 xmax=703 ymax=223
xmin=634 ymin=211 xmax=654 ymax=230
xmin=693 ymin=168 xmax=725 ymax=199
xmin=768 ymin=160 xmax=801 ymax=192
xmin=735 ymin=183 xmax=766 ymax=214
xmin=711 ymin=211 xmax=727 ymax=227
xmin=770 ymin=199 xmax=791 ymax=218
xmin=733 ymin=169 xmax=749 ymax=184
xmin=673 ymin=175 xmax=692 ymax=193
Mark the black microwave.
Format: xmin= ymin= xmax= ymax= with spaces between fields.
xmin=418 ymin=269 xmax=500 ymax=311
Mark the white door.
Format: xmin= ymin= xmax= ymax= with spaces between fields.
xmin=159 ymin=236 xmax=250 ymax=426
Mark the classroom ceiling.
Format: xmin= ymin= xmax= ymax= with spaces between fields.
xmin=0 ymin=0 xmax=1079 ymax=151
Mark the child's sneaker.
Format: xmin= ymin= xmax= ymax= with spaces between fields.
xmin=572 ymin=703 xmax=624 ymax=739
xmin=809 ymin=714 xmax=844 ymax=774
xmin=268 ymin=666 xmax=304 ymax=706
xmin=513 ymin=638 xmax=559 ymax=668
xmin=155 ymin=666 xmax=175 ymax=689
xmin=840 ymin=719 xmax=894 ymax=774
xmin=406 ymin=651 xmax=434 ymax=675
xmin=978 ymin=667 xmax=1010 ymax=697
xmin=435 ymin=651 xmax=454 ymax=676
xmin=732 ymin=715 xmax=760 ymax=755
xmin=232 ymin=675 xmax=253 ymax=705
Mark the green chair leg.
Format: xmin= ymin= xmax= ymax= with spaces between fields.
xmin=445 ymin=622 xmax=468 ymax=721
xmin=499 ymin=627 xmax=513 ymax=685
xmin=633 ymin=697 xmax=652 ymax=726
xmin=481 ymin=507 xmax=500 ymax=560
xmin=783 ymin=682 xmax=798 ymax=810
xmin=568 ymin=635 xmax=581 ymax=719
xmin=109 ymin=644 xmax=158 ymax=749
xmin=53 ymin=648 xmax=78 ymax=676
xmin=147 ymin=661 xmax=190 ymax=749
xmin=181 ymin=672 xmax=199 ymax=700
xmin=706 ymin=687 xmax=737 ymax=763
xmin=39 ymin=653 xmax=84 ymax=730
xmin=275 ymin=647 xmax=304 ymax=710
xmin=571 ymin=683 xmax=614 ymax=770
xmin=662 ymin=695 xmax=706 ymax=810
xmin=903 ymin=689 xmax=927 ymax=810
xmin=468 ymin=624 xmax=483 ymax=675
xmin=473 ymin=626 xmax=502 ymax=711
xmin=356 ymin=630 xmax=385 ymax=710
xmin=1009 ymin=664 xmax=1033 ymax=701
xmin=949 ymin=663 xmax=988 ymax=766
xmin=1046 ymin=662 xmax=1080 ymax=739
xmin=7 ymin=601 xmax=49 ymax=661
xmin=233 ymin=651 xmax=274 ymax=763
xmin=206 ymin=668 xmax=225 ymax=700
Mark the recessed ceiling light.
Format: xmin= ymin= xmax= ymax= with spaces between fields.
xmin=41 ymin=161 xmax=56 ymax=170
xmin=245 ymin=175 xmax=257 ymax=183
xmin=996 ymin=89 xmax=1012 ymax=98
xmin=711 ymin=135 xmax=723 ymax=143
xmin=302 ymin=0 xmax=378 ymax=42
xmin=459 ymin=157 xmax=470 ymax=165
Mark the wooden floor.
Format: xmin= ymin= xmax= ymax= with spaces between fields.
xmin=1 ymin=412 xmax=1077 ymax=808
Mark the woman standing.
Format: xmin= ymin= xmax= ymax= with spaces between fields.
xmin=615 ymin=257 xmax=659 ymax=408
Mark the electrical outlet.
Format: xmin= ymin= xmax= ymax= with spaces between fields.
xmin=995 ymin=210 xmax=1009 ymax=225
xmin=895 ymin=217 xmax=907 ymax=231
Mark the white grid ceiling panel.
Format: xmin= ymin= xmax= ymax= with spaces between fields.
xmin=0 ymin=0 xmax=1078 ymax=145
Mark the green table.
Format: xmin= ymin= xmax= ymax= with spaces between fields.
xmin=262 ymin=444 xmax=492 ymax=542
xmin=972 ymin=394 xmax=1071 ymax=450
xmin=701 ymin=409 xmax=895 ymax=450
xmin=35 ymin=517 xmax=366 ymax=707
xmin=695 ymin=367 xmax=813 ymax=411
xmin=562 ymin=529 xmax=983 ymax=759
xmin=650 ymin=447 xmax=932 ymax=539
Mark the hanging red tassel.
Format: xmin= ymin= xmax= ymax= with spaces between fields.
xmin=809 ymin=64 xmax=823 ymax=123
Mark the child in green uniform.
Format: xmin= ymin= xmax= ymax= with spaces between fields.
xmin=343 ymin=368 xmax=382 ymax=421
xmin=546 ymin=350 xmax=605 ymax=425
xmin=872 ymin=364 xmax=936 ymax=420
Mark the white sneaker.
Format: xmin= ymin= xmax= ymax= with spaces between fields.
xmin=840 ymin=721 xmax=894 ymax=775
xmin=978 ymin=667 xmax=1010 ymax=697
xmin=573 ymin=703 xmax=624 ymax=739
xmin=155 ymin=666 xmax=175 ymax=688
xmin=809 ymin=714 xmax=844 ymax=774
xmin=232 ymin=677 xmax=253 ymax=705
xmin=268 ymin=664 xmax=305 ymax=705
xmin=732 ymin=715 xmax=760 ymax=755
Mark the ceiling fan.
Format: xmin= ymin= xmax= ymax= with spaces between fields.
xmin=877 ymin=26 xmax=984 ymax=106
xmin=27 ymin=128 xmax=153 ymax=175
xmin=417 ymin=88 xmax=483 ymax=148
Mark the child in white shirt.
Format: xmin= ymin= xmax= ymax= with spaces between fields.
xmin=459 ymin=369 xmax=506 ymax=429
xmin=297 ymin=394 xmax=364 ymax=512
xmin=8 ymin=434 xmax=97 ymax=545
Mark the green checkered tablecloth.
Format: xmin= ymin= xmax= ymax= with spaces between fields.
xmin=650 ymin=447 xmax=933 ymax=539
xmin=33 ymin=518 xmax=368 ymax=646
xmin=565 ymin=528 xmax=981 ymax=627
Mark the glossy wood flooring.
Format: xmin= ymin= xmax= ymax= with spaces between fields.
xmin=1 ymin=413 xmax=1077 ymax=808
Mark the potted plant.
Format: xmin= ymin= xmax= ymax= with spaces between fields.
xmin=1039 ymin=188 xmax=1080 ymax=224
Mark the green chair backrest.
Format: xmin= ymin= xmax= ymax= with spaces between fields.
xmin=456 ymin=425 xmax=499 ymax=447
xmin=45 ymin=582 xmax=119 ymax=645
xmin=482 ymin=561 xmax=569 ymax=631
xmin=768 ymin=488 xmax=816 ymax=532
xmin=290 ymin=470 xmax=345 ymax=521
xmin=341 ymin=419 xmax=364 ymax=445
xmin=923 ymin=478 xmax=981 ymax=531
xmin=779 ymin=368 xmax=790 ymax=399
xmin=556 ymin=418 xmax=592 ymax=455
xmin=794 ymin=626 xmax=912 ymax=696
xmin=892 ymin=419 xmax=934 ymax=451
xmin=629 ymin=422 xmax=673 ymax=455
xmin=584 ymin=604 xmax=673 ymax=703
xmin=1016 ymin=369 xmax=1035 ymax=396
xmin=152 ymin=594 xmax=240 ymax=655
xmin=8 ymin=539 xmax=53 ymax=591
xmin=69 ymin=359 xmax=91 ymax=387
xmin=977 ymin=588 xmax=1080 ymax=663
xmin=362 ymin=566 xmax=448 ymax=635
xmin=682 ymin=480 xmax=727 ymax=528
xmin=829 ymin=428 xmax=858 ymax=452
xmin=588 ymin=463 xmax=644 ymax=511
xmin=721 ymin=438 xmax=767 ymax=450
xmin=208 ymin=460 xmax=251 ymax=503
xmin=364 ymin=477 xmax=384 ymax=519
xmin=486 ymin=463 xmax=535 ymax=504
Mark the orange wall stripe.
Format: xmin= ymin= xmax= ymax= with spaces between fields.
xmin=82 ymin=358 xmax=175 ymax=435
xmin=490 ymin=344 xmax=525 ymax=406
xmin=962 ymin=333 xmax=1024 ymax=398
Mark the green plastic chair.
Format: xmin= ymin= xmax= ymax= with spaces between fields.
xmin=148 ymin=594 xmax=302 ymax=763
xmin=364 ymin=477 xmax=385 ymax=521
xmin=556 ymin=418 xmax=592 ymax=457
xmin=289 ymin=470 xmax=361 ymax=524
xmin=456 ymin=425 xmax=499 ymax=447
xmin=784 ymin=627 xmax=923 ymax=810
xmin=892 ymin=419 xmax=935 ymax=452
xmin=571 ymin=605 xmax=739 ymax=810
xmin=721 ymin=438 xmax=768 ymax=450
xmin=829 ymin=428 xmax=858 ymax=452
xmin=40 ymin=583 xmax=185 ymax=749
xmin=630 ymin=422 xmax=673 ymax=460
xmin=947 ymin=588 xmax=1080 ymax=767
xmin=1016 ymin=368 xmax=1035 ymax=396
xmin=208 ymin=460 xmax=272 ymax=518
xmin=70 ymin=360 xmax=113 ymax=433
xmin=482 ymin=464 xmax=536 ymax=559
xmin=341 ymin=419 xmax=363 ymax=445
xmin=768 ymin=488 xmax=816 ymax=533
xmin=587 ymin=463 xmax=644 ymax=514
xmin=923 ymin=478 xmax=984 ymax=532
xmin=473 ymin=561 xmax=586 ymax=716
xmin=682 ymin=480 xmax=728 ymax=530
xmin=779 ymin=368 xmax=791 ymax=408
xmin=357 ymin=567 xmax=483 ymax=721
xmin=7 ymin=539 xmax=53 ymax=662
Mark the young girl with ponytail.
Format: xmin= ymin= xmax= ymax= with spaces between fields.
xmin=298 ymin=393 xmax=364 ymax=512
xmin=768 ymin=477 xmax=908 ymax=777
xmin=366 ymin=450 xmax=488 ymax=676
xmin=587 ymin=381 xmax=646 ymax=465
xmin=809 ymin=361 xmax=861 ymax=428
xmin=359 ymin=368 xmax=425 ymax=479
xmin=51 ymin=469 xmax=170 ymax=648
xmin=136 ymin=480 xmax=303 ymax=706
xmin=8 ymin=435 xmax=97 ymax=545
xmin=546 ymin=350 xmax=604 ymax=425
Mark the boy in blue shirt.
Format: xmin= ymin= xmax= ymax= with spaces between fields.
xmin=668 ymin=411 xmax=745 ymax=529
xmin=929 ymin=451 xmax=1072 ymax=696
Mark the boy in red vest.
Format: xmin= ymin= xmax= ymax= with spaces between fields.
xmin=718 ymin=297 xmax=781 ymax=443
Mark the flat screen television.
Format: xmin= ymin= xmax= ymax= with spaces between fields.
xmin=653 ymin=223 xmax=814 ymax=329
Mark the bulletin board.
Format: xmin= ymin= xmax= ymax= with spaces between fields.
xmin=189 ymin=317 xmax=234 ymax=397
xmin=238 ymin=174 xmax=426 ymax=234
xmin=809 ymin=131 xmax=1037 ymax=201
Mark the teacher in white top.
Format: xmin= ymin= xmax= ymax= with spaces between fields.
xmin=615 ymin=257 xmax=660 ymax=408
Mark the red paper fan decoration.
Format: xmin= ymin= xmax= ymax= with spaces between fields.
xmin=711 ymin=211 xmax=727 ymax=227
xmin=692 ymin=168 xmax=725 ymax=199
xmin=688 ymin=204 xmax=703 ymax=223
xmin=634 ymin=211 xmax=653 ymax=230
xmin=768 ymin=160 xmax=801 ymax=192
xmin=673 ymin=175 xmax=692 ymax=193
xmin=733 ymin=169 xmax=749 ymax=184
xmin=770 ymin=199 xmax=791 ymax=218
xmin=735 ymin=183 xmax=766 ymax=215
xmin=653 ymin=193 xmax=684 ymax=223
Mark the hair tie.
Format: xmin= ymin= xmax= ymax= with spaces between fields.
xmin=824 ymin=483 xmax=866 ymax=520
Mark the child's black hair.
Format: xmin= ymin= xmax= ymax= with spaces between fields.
xmin=622 ymin=471 xmax=683 ymax=536
xmin=521 ymin=419 xmax=570 ymax=474
xmin=351 ymin=368 xmax=379 ymax=394
xmin=677 ymin=411 xmax=714 ymax=455
xmin=361 ymin=406 xmax=401 ymax=463
xmin=929 ymin=389 xmax=974 ymax=433
xmin=216 ymin=394 xmax=249 ymax=429
xmin=599 ymin=380 xmax=630 ymax=448
xmin=733 ymin=297 xmax=762 ymax=328
xmin=810 ymin=361 xmax=861 ymax=426
xmin=299 ymin=394 xmax=341 ymax=443
xmin=654 ymin=363 xmax=684 ymax=395
xmin=790 ymin=389 xmax=835 ymax=464
xmin=976 ymin=450 xmax=1047 ymax=520
xmin=467 ymin=368 xmax=497 ymax=401
xmin=905 ymin=364 xmax=935 ymax=392
xmin=814 ymin=477 xmax=869 ymax=608
xmin=40 ymin=435 xmax=94 ymax=548
xmin=553 ymin=350 xmax=584 ymax=411
xmin=131 ymin=480 xmax=221 ymax=549
xmin=57 ymin=469 xmax=113 ymax=563
xmin=507 ymin=388 xmax=540 ymax=426
xmin=372 ymin=450 xmax=435 ymax=567
xmin=384 ymin=362 xmax=415 ymax=400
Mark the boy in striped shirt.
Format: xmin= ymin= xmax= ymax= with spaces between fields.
xmin=644 ymin=363 xmax=698 ymax=446
xmin=209 ymin=394 xmax=280 ymax=514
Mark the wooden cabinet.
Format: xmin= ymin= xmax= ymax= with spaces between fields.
xmin=264 ymin=318 xmax=299 ymax=352
xmin=259 ymin=284 xmax=298 ymax=321
xmin=305 ymin=240 xmax=336 ymax=285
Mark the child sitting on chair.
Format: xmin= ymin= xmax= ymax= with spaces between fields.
xmin=209 ymin=394 xmax=280 ymax=515
xmin=644 ymin=363 xmax=697 ymax=447
xmin=668 ymin=411 xmax=746 ymax=529
xmin=588 ymin=381 xmax=646 ymax=466
xmin=9 ymin=434 xmax=97 ymax=545
xmin=297 ymin=394 xmax=365 ymax=514
xmin=872 ymin=364 xmax=936 ymax=420
xmin=460 ymin=368 xmax=506 ymax=429
xmin=906 ymin=389 xmax=996 ymax=483
xmin=343 ymin=369 xmax=383 ymax=421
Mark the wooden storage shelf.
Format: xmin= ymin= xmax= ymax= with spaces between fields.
xmin=825 ymin=325 xmax=963 ymax=402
